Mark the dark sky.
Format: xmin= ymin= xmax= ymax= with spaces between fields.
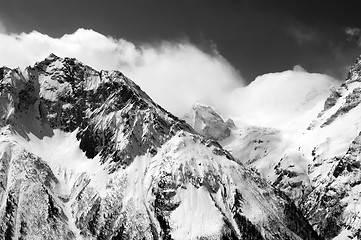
xmin=1 ymin=0 xmax=361 ymax=83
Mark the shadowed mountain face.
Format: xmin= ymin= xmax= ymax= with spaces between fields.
xmin=0 ymin=54 xmax=320 ymax=239
xmin=34 ymin=54 xmax=195 ymax=172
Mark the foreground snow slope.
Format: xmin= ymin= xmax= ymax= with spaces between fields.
xmin=0 ymin=55 xmax=320 ymax=239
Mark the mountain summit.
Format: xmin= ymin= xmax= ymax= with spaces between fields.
xmin=0 ymin=54 xmax=320 ymax=239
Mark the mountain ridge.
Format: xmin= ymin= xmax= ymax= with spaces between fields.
xmin=0 ymin=54 xmax=320 ymax=239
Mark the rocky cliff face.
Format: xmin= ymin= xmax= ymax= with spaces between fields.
xmin=296 ymin=55 xmax=361 ymax=239
xmin=309 ymin=56 xmax=361 ymax=130
xmin=35 ymin=54 xmax=194 ymax=172
xmin=0 ymin=55 xmax=320 ymax=239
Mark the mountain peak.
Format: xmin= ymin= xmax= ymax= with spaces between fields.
xmin=0 ymin=66 xmax=11 ymax=80
xmin=9 ymin=55 xmax=193 ymax=172
xmin=184 ymin=103 xmax=234 ymax=141
xmin=46 ymin=52 xmax=60 ymax=61
xmin=344 ymin=54 xmax=361 ymax=86
xmin=308 ymin=53 xmax=361 ymax=129
xmin=293 ymin=64 xmax=307 ymax=72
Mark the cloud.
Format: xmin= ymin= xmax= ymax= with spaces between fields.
xmin=0 ymin=28 xmax=338 ymax=129
xmin=221 ymin=67 xmax=339 ymax=129
xmin=0 ymin=28 xmax=243 ymax=116
xmin=345 ymin=27 xmax=361 ymax=37
xmin=0 ymin=19 xmax=7 ymax=33
xmin=345 ymin=27 xmax=361 ymax=46
xmin=287 ymin=24 xmax=320 ymax=45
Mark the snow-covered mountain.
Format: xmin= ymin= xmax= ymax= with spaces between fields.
xmin=190 ymin=56 xmax=361 ymax=239
xmin=0 ymin=55 xmax=320 ymax=239
xmin=184 ymin=102 xmax=235 ymax=141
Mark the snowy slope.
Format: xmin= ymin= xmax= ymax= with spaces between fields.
xmin=0 ymin=55 xmax=320 ymax=239
xmin=295 ymin=56 xmax=361 ymax=239
xmin=193 ymin=56 xmax=361 ymax=239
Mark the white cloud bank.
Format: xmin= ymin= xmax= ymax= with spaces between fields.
xmin=223 ymin=70 xmax=339 ymax=129
xmin=0 ymin=28 xmax=242 ymax=115
xmin=0 ymin=28 xmax=339 ymax=128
